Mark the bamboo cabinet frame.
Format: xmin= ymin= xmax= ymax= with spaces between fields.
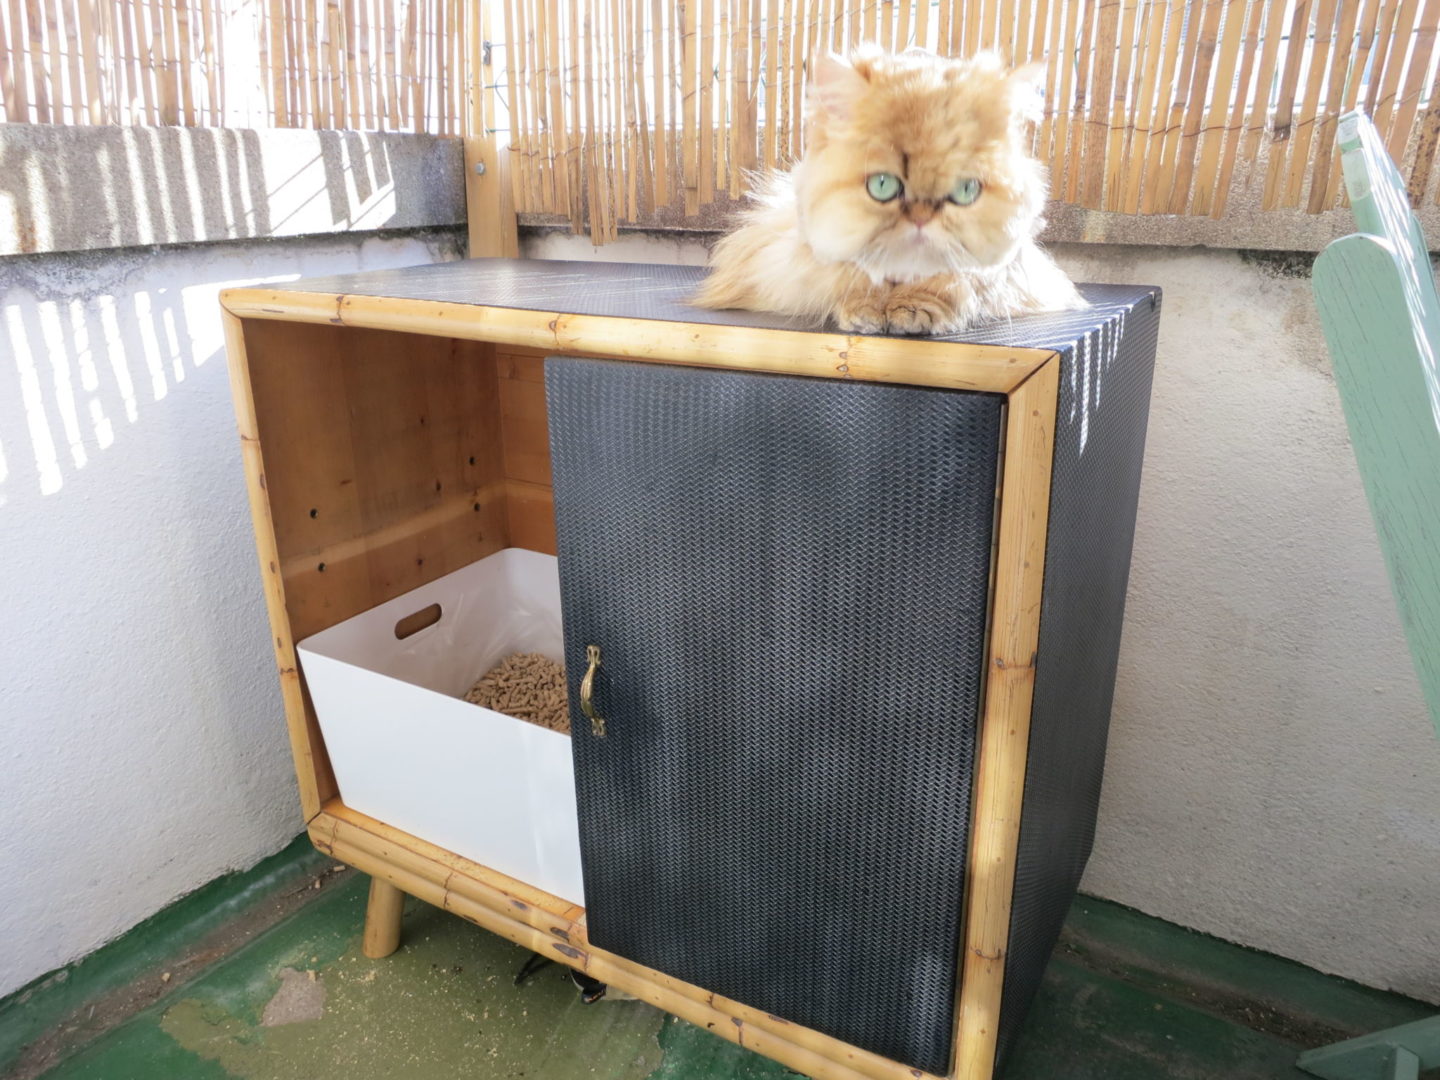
xmin=221 ymin=282 xmax=1064 ymax=1080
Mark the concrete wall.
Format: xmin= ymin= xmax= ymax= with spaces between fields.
xmin=524 ymin=229 xmax=1440 ymax=1005
xmin=0 ymin=126 xmax=466 ymax=1001
xmin=0 ymin=125 xmax=465 ymax=255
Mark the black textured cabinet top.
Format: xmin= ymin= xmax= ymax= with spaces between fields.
xmin=267 ymin=256 xmax=1157 ymax=354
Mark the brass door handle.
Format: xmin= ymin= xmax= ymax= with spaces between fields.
xmin=580 ymin=644 xmax=606 ymax=737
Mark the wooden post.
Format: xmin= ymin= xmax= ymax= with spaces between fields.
xmin=465 ymin=0 xmax=519 ymax=258
xmin=362 ymin=876 xmax=406 ymax=958
xmin=952 ymin=356 xmax=1060 ymax=1080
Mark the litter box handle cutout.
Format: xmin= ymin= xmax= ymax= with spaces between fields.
xmin=580 ymin=644 xmax=606 ymax=737
xmin=394 ymin=602 xmax=443 ymax=640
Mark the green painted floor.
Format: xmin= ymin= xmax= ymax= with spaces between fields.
xmin=17 ymin=870 xmax=1438 ymax=1080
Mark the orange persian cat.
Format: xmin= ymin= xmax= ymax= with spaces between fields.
xmin=693 ymin=47 xmax=1083 ymax=334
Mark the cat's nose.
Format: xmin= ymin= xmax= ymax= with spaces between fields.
xmin=903 ymin=200 xmax=941 ymax=226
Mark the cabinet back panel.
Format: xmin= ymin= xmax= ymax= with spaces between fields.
xmin=548 ymin=358 xmax=1003 ymax=1075
xmin=996 ymin=292 xmax=1162 ymax=1066
xmin=242 ymin=320 xmax=509 ymax=641
xmin=496 ymin=349 xmax=559 ymax=555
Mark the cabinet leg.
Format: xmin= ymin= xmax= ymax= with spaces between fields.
xmin=362 ymin=877 xmax=406 ymax=958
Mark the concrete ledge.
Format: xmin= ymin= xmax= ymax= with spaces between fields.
xmin=515 ymin=156 xmax=1440 ymax=255
xmin=1 ymin=125 xmax=466 ymax=256
xmin=521 ymin=200 xmax=1440 ymax=255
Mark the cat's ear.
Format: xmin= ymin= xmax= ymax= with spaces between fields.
xmin=1007 ymin=61 xmax=1048 ymax=123
xmin=809 ymin=53 xmax=870 ymax=122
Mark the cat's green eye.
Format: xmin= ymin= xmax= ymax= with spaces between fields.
xmin=949 ymin=178 xmax=983 ymax=205
xmin=866 ymin=172 xmax=903 ymax=202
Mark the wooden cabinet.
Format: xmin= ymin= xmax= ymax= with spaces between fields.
xmin=223 ymin=258 xmax=1160 ymax=1080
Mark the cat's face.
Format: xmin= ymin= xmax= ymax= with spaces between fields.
xmin=794 ymin=49 xmax=1047 ymax=282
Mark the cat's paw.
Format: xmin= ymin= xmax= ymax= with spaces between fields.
xmin=883 ymin=292 xmax=963 ymax=335
xmin=834 ymin=297 xmax=889 ymax=334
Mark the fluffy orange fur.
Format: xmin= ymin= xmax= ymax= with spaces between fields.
xmin=693 ymin=48 xmax=1084 ymax=334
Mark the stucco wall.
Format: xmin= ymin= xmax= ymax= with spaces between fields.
xmin=0 ymin=123 xmax=467 ymax=1001
xmin=524 ymin=229 xmax=1440 ymax=1004
xmin=1066 ymin=242 xmax=1440 ymax=1004
xmin=0 ymin=229 xmax=465 ymax=1000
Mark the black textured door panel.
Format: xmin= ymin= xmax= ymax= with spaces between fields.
xmin=546 ymin=358 xmax=1002 ymax=1074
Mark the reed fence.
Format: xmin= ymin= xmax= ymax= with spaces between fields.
xmin=0 ymin=0 xmax=469 ymax=133
xmin=4 ymin=1 xmax=1439 ymax=242
xmin=505 ymin=0 xmax=1440 ymax=240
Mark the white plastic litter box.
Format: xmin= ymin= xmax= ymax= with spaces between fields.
xmin=296 ymin=547 xmax=584 ymax=906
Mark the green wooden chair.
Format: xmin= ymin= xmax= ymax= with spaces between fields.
xmin=1298 ymin=110 xmax=1440 ymax=1080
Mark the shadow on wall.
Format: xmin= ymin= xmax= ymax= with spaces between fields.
xmin=0 ymin=122 xmax=472 ymax=506
xmin=0 ymin=126 xmax=409 ymax=255
xmin=0 ymin=247 xmax=231 ymax=506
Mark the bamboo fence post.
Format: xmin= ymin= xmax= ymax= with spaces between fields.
xmin=501 ymin=0 xmax=524 ymax=212
xmin=629 ymin=0 xmax=648 ymax=218
xmin=1149 ymin=0 xmax=1201 ymax=210
xmin=1261 ymin=0 xmax=1313 ymax=208
xmin=1243 ymin=0 xmax=1287 ymax=163
xmin=465 ymin=0 xmax=519 ymax=257
xmin=650 ymin=0 xmax=667 ymax=208
xmin=562 ymin=0 xmax=579 ymax=232
xmin=43 ymin=0 xmax=62 ymax=122
xmin=1051 ymin=0 xmax=1082 ymax=202
xmin=302 ymin=0 xmax=320 ymax=126
xmin=1166 ymin=0 xmax=1225 ymax=213
xmin=1416 ymin=56 xmax=1440 ymax=205
xmin=715 ymin=0 xmax=729 ymax=198
xmin=74 ymin=0 xmax=101 ymax=124
xmin=682 ymin=0 xmax=699 ymax=213
xmin=1120 ymin=0 xmax=1162 ymax=210
xmin=1318 ymin=0 xmax=1383 ymax=210
xmin=728 ymin=0 xmax=745 ymax=196
xmin=326 ymin=0 xmax=343 ymax=128
xmin=356 ymin=0 xmax=373 ymax=130
xmin=1067 ymin=0 xmax=1098 ymax=204
xmin=984 ymin=0 xmax=1002 ymax=57
xmin=1189 ymin=0 xmax=1249 ymax=217
xmin=1081 ymin=0 xmax=1120 ymax=208
xmin=546 ymin=0 xmax=561 ymax=212
xmin=2 ymin=0 xmax=25 ymax=121
xmin=1280 ymin=0 xmax=1339 ymax=208
xmin=529 ymin=0 xmax=552 ymax=210
xmin=1038 ymin=0 xmax=1067 ymax=186
xmin=1211 ymin=0 xmax=1267 ymax=218
xmin=611 ymin=0 xmax=627 ymax=233
xmin=700 ymin=0 xmax=716 ymax=207
xmin=1361 ymin=0 xmax=1400 ymax=132
xmin=599 ymin=0 xmax=611 ymax=238
xmin=24 ymin=0 xmax=51 ymax=123
xmin=763 ymin=0 xmax=778 ymax=168
xmin=175 ymin=0 xmax=194 ymax=124
xmin=1386 ymin=0 xmax=1440 ymax=167
xmin=1136 ymin=0 xmax=1183 ymax=211
xmin=1305 ymin=0 xmax=1364 ymax=213
xmin=1101 ymin=0 xmax=1138 ymax=212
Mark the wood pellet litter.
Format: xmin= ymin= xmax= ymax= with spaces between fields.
xmin=463 ymin=653 xmax=570 ymax=734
